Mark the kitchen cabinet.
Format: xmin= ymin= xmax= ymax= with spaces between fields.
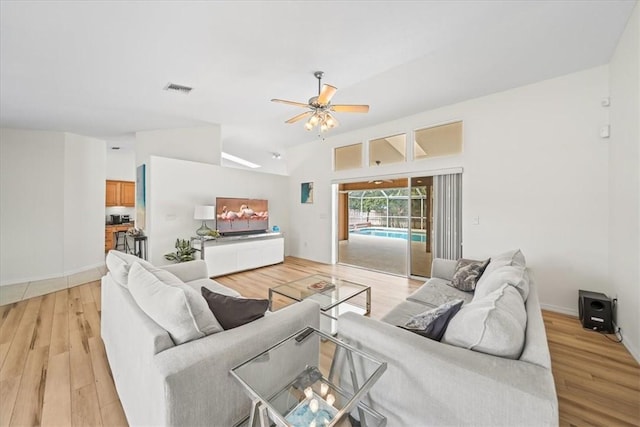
xmin=105 ymin=224 xmax=133 ymax=252
xmin=106 ymin=180 xmax=135 ymax=207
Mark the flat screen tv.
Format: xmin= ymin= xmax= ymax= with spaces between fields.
xmin=215 ymin=197 xmax=269 ymax=236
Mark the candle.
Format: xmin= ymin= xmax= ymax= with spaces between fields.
xmin=304 ymin=387 xmax=313 ymax=399
xmin=326 ymin=393 xmax=335 ymax=406
xmin=320 ymin=383 xmax=329 ymax=397
xmin=309 ymin=399 xmax=319 ymax=413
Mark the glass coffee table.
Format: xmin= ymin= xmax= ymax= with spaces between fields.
xmin=231 ymin=327 xmax=386 ymax=427
xmin=269 ymin=275 xmax=371 ymax=335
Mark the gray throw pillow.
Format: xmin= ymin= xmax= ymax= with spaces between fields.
xmin=201 ymin=287 xmax=269 ymax=330
xmin=451 ymin=258 xmax=490 ymax=291
xmin=400 ymin=299 xmax=464 ymax=341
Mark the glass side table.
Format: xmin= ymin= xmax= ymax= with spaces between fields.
xmin=231 ymin=327 xmax=386 ymax=427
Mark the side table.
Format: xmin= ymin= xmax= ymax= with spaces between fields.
xmin=126 ymin=235 xmax=148 ymax=260
xmin=231 ymin=327 xmax=387 ymax=427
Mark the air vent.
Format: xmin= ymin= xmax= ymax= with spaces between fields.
xmin=163 ymin=83 xmax=193 ymax=94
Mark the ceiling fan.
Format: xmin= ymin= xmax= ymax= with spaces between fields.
xmin=271 ymin=71 xmax=369 ymax=133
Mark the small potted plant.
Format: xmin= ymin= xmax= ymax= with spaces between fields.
xmin=164 ymin=238 xmax=196 ymax=263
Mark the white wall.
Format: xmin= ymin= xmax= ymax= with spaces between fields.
xmin=63 ymin=133 xmax=107 ymax=273
xmin=287 ymin=66 xmax=611 ymax=318
xmin=1 ymin=129 xmax=66 ymax=284
xmin=0 ymin=128 xmax=106 ymax=285
xmin=106 ymin=148 xmax=136 ymax=180
xmin=147 ymin=156 xmax=289 ymax=266
xmin=608 ymin=3 xmax=639 ymax=361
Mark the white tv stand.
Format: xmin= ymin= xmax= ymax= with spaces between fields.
xmin=191 ymin=232 xmax=284 ymax=277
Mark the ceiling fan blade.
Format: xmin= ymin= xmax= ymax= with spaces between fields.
xmin=271 ymin=99 xmax=309 ymax=108
xmin=331 ymin=104 xmax=370 ymax=113
xmin=317 ymin=84 xmax=337 ymax=105
xmin=285 ymin=111 xmax=312 ymax=124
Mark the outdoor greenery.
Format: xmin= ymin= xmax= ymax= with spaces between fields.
xmin=348 ymin=187 xmax=428 ymax=228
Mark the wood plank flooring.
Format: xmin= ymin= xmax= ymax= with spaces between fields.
xmin=0 ymin=256 xmax=638 ymax=426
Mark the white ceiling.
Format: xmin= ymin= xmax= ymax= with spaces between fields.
xmin=0 ymin=0 xmax=636 ymax=170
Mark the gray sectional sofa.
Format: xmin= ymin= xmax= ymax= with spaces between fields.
xmin=101 ymin=251 xmax=320 ymax=426
xmin=338 ymin=250 xmax=559 ymax=426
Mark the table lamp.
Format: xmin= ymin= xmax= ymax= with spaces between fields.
xmin=194 ymin=205 xmax=216 ymax=236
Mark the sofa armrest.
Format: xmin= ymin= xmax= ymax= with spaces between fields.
xmin=338 ymin=312 xmax=558 ymax=427
xmin=153 ymin=300 xmax=320 ymax=427
xmin=431 ymin=257 xmax=458 ymax=280
xmin=160 ymin=259 xmax=209 ymax=282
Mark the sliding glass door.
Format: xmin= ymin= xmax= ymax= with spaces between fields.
xmin=409 ymin=176 xmax=433 ymax=277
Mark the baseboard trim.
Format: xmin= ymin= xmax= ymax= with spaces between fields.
xmin=0 ymin=262 xmax=106 ymax=287
xmin=540 ymin=303 xmax=578 ymax=317
xmin=63 ymin=262 xmax=106 ymax=277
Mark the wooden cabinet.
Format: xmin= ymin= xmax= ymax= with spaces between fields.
xmin=105 ymin=181 xmax=119 ymax=206
xmin=120 ymin=181 xmax=135 ymax=206
xmin=106 ymin=180 xmax=135 ymax=207
xmin=105 ymin=224 xmax=132 ymax=252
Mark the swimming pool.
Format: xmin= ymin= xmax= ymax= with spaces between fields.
xmin=350 ymin=227 xmax=427 ymax=243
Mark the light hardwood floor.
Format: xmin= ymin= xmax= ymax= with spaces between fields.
xmin=0 ymin=257 xmax=638 ymax=426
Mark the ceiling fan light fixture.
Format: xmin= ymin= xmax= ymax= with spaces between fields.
xmin=325 ymin=113 xmax=337 ymax=129
xmin=309 ymin=113 xmax=321 ymax=126
xmin=272 ymin=71 xmax=369 ymax=135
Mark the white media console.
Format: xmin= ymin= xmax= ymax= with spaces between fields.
xmin=191 ymin=232 xmax=284 ymax=277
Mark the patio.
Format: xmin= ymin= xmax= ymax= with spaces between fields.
xmin=338 ymin=233 xmax=431 ymax=277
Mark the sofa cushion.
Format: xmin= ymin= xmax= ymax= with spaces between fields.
xmin=407 ymin=280 xmax=473 ymax=308
xmin=476 ymin=249 xmax=526 ymax=291
xmin=451 ymin=258 xmax=490 ymax=292
xmin=401 ymin=299 xmax=464 ymax=341
xmin=201 ymin=287 xmax=269 ymax=330
xmin=105 ymin=250 xmax=154 ymax=287
xmin=442 ymin=284 xmax=526 ymax=359
xmin=128 ymin=262 xmax=223 ymax=344
xmin=474 ymin=265 xmax=530 ymax=302
xmin=186 ymin=278 xmax=242 ymax=298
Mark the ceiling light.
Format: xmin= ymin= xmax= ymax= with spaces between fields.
xmin=221 ymin=152 xmax=261 ymax=168
xmin=272 ymin=153 xmax=281 ymax=159
xmin=373 ymin=180 xmax=384 ymax=185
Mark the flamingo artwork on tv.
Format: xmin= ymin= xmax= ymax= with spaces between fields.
xmin=215 ymin=197 xmax=269 ymax=236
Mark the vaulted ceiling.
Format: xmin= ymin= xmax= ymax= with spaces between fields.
xmin=0 ymin=1 xmax=635 ymax=171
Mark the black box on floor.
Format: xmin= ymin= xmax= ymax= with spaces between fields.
xmin=578 ymin=290 xmax=614 ymax=333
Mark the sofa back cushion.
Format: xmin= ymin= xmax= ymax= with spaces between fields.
xmin=482 ymin=249 xmax=525 ymax=274
xmin=442 ymin=284 xmax=526 ymax=359
xmin=105 ymin=250 xmax=154 ymax=287
xmin=473 ymin=265 xmax=530 ymax=302
xmin=128 ymin=262 xmax=223 ymax=344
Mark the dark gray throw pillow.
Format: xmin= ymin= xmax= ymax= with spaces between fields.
xmin=451 ymin=258 xmax=490 ymax=292
xmin=201 ymin=287 xmax=269 ymax=330
xmin=400 ymin=299 xmax=464 ymax=341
